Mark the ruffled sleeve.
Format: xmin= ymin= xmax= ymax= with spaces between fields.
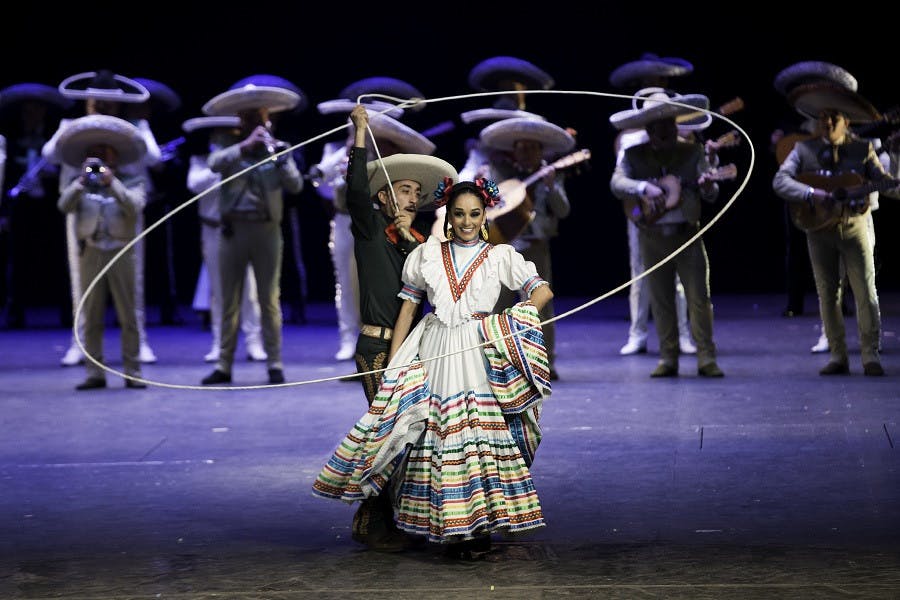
xmin=398 ymin=244 xmax=427 ymax=303
xmin=495 ymin=244 xmax=547 ymax=295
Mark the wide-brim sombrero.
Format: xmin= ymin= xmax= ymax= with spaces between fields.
xmin=608 ymin=54 xmax=694 ymax=88
xmin=468 ymin=56 xmax=554 ymax=92
xmin=339 ymin=77 xmax=425 ymax=112
xmin=182 ymin=116 xmax=241 ymax=133
xmin=366 ymin=153 xmax=459 ymax=210
xmin=317 ymin=99 xmax=404 ymax=120
xmin=460 ymin=108 xmax=546 ymax=124
xmin=0 ymin=83 xmax=72 ymax=111
xmin=609 ymin=92 xmax=709 ymax=131
xmin=366 ymin=112 xmax=435 ymax=155
xmin=134 ymin=77 xmax=181 ymax=112
xmin=630 ymin=88 xmax=711 ymax=131
xmin=478 ymin=117 xmax=575 ymax=157
xmin=58 ymin=70 xmax=150 ymax=104
xmin=788 ymin=82 xmax=880 ymax=123
xmin=773 ymin=61 xmax=857 ymax=96
xmin=56 ymin=114 xmax=147 ymax=167
xmin=230 ymin=74 xmax=308 ymax=114
xmin=202 ymin=84 xmax=300 ymax=116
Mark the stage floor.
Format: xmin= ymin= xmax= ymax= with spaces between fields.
xmin=1 ymin=293 xmax=898 ymax=599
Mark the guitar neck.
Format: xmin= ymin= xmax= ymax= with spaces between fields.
xmin=518 ymin=149 xmax=591 ymax=188
xmin=521 ymin=166 xmax=553 ymax=188
xmin=797 ymin=171 xmax=898 ymax=200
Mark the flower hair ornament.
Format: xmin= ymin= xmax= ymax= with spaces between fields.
xmin=433 ymin=176 xmax=455 ymax=209
xmin=474 ymin=177 xmax=501 ymax=208
xmin=433 ymin=176 xmax=502 ymax=209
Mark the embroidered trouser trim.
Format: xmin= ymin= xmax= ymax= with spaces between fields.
xmin=355 ymin=334 xmax=390 ymax=406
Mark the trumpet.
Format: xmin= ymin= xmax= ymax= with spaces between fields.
xmin=260 ymin=128 xmax=290 ymax=156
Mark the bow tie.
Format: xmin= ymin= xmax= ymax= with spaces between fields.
xmin=384 ymin=223 xmax=425 ymax=246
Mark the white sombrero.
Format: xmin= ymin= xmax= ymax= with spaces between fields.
xmin=316 ymin=99 xmax=404 ymax=120
xmin=788 ymin=82 xmax=880 ymax=123
xmin=366 ymin=112 xmax=435 ymax=155
xmin=609 ymin=54 xmax=694 ymax=88
xmin=182 ymin=116 xmax=241 ymax=133
xmin=202 ymin=84 xmax=300 ymax=116
xmin=58 ymin=70 xmax=150 ymax=104
xmin=367 ymin=154 xmax=459 ymax=209
xmin=230 ymin=74 xmax=308 ymax=114
xmin=630 ymin=88 xmax=711 ymax=131
xmin=460 ymin=108 xmax=546 ymax=124
xmin=478 ymin=117 xmax=575 ymax=157
xmin=609 ymin=92 xmax=709 ymax=131
xmin=55 ymin=114 xmax=147 ymax=167
xmin=773 ymin=61 xmax=857 ymax=96
xmin=0 ymin=83 xmax=72 ymax=111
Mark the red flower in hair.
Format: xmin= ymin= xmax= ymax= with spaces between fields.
xmin=432 ymin=176 xmax=454 ymax=209
xmin=474 ymin=177 xmax=501 ymax=208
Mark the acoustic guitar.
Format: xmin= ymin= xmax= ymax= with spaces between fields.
xmin=485 ymin=149 xmax=591 ymax=245
xmin=789 ymin=172 xmax=899 ymax=232
xmin=622 ymin=163 xmax=738 ymax=226
xmin=619 ymin=129 xmax=741 ymax=226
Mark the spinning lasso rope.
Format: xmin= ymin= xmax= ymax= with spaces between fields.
xmin=72 ymin=89 xmax=755 ymax=390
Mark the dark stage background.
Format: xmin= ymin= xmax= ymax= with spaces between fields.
xmin=2 ymin=2 xmax=897 ymax=312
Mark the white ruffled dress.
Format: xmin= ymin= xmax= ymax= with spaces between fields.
xmin=313 ymin=237 xmax=550 ymax=543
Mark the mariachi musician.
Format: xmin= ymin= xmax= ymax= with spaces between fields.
xmin=773 ymin=82 xmax=898 ymax=377
xmin=771 ymin=61 xmax=860 ymax=334
xmin=477 ymin=116 xmax=577 ymax=381
xmin=609 ymin=90 xmax=726 ymax=379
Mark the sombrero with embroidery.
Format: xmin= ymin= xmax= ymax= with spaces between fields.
xmin=55 ymin=114 xmax=147 ymax=167
xmin=202 ymin=84 xmax=300 ymax=117
xmin=609 ymin=53 xmax=694 ymax=88
xmin=182 ymin=116 xmax=241 ymax=133
xmin=478 ymin=117 xmax=575 ymax=157
xmin=367 ymin=153 xmax=459 ymax=209
xmin=773 ymin=61 xmax=857 ymax=96
xmin=58 ymin=70 xmax=149 ymax=104
xmin=0 ymin=83 xmax=72 ymax=111
xmin=366 ymin=112 xmax=435 ymax=155
xmin=133 ymin=77 xmax=181 ymax=112
xmin=788 ymin=82 xmax=880 ymax=123
xmin=230 ymin=74 xmax=308 ymax=114
xmin=609 ymin=91 xmax=709 ymax=131
xmin=460 ymin=108 xmax=546 ymax=124
xmin=339 ymin=76 xmax=425 ymax=112
xmin=468 ymin=56 xmax=554 ymax=92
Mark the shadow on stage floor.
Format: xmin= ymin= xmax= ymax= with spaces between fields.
xmin=1 ymin=293 xmax=898 ymax=599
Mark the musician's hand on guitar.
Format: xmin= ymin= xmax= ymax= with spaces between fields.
xmin=809 ymin=187 xmax=834 ymax=210
xmin=696 ymin=172 xmax=717 ymax=193
xmin=640 ymin=183 xmax=666 ymax=216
